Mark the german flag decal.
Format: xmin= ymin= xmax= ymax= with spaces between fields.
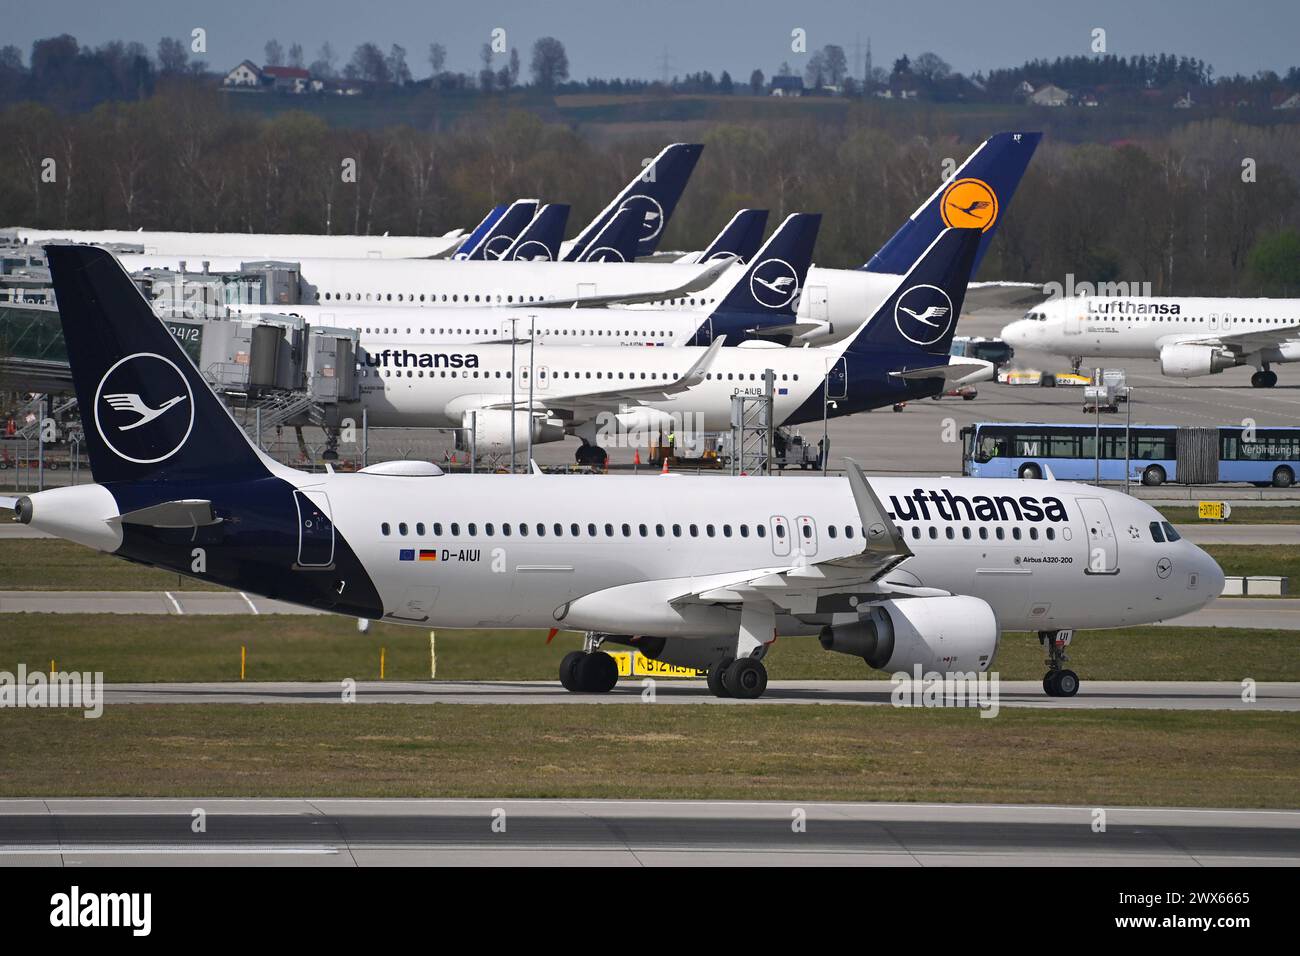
xmin=418 ymin=549 xmax=438 ymax=561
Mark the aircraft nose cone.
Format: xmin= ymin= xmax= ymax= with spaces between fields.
xmin=1202 ymin=549 xmax=1226 ymax=602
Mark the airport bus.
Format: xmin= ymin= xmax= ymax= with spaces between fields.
xmin=960 ymin=422 xmax=1300 ymax=487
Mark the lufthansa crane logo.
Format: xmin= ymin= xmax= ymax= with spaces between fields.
xmin=940 ymin=177 xmax=999 ymax=232
xmin=894 ymin=284 xmax=955 ymax=346
xmin=585 ymin=246 xmax=627 ymax=263
xmin=748 ymin=258 xmax=800 ymax=310
xmin=618 ymin=194 xmax=665 ymax=241
xmin=482 ymin=233 xmax=515 ymax=260
xmin=93 ymin=352 xmax=194 ymax=464
xmin=512 ymin=240 xmax=553 ymax=262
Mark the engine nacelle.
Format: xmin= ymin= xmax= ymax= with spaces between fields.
xmin=1159 ymin=343 xmax=1237 ymax=378
xmin=818 ymin=596 xmax=998 ymax=674
xmin=457 ymin=409 xmax=564 ymax=453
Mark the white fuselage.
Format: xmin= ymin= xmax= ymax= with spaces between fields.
xmin=294 ymin=472 xmax=1224 ymax=633
xmin=355 ymin=340 xmax=835 ymax=432
xmin=9 ymin=228 xmax=464 ymax=260
xmin=118 ymin=252 xmax=902 ymax=345
xmin=1002 ymin=296 xmax=1300 ymax=364
xmin=201 ymin=301 xmax=713 ymax=348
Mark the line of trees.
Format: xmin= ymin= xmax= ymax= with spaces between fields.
xmin=5 ymin=33 xmax=1300 ymax=112
xmin=2 ymin=88 xmax=1297 ymax=293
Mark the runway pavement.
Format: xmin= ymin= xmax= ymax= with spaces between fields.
xmin=85 ymin=678 xmax=1300 ymax=711
xmin=1 ymin=798 xmax=1295 ymax=866
xmin=3 ymin=590 xmax=1294 ymax=628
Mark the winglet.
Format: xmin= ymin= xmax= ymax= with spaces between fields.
xmin=530 ymin=459 xmax=544 ymax=475
xmin=844 ymin=458 xmax=912 ymax=563
xmin=679 ymin=335 xmax=726 ymax=387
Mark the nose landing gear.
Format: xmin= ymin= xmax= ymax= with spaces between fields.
xmin=1039 ymin=629 xmax=1080 ymax=697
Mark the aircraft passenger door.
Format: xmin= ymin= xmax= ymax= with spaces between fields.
xmin=795 ymin=516 xmax=818 ymax=557
xmin=576 ymin=282 xmax=596 ymax=303
xmin=769 ymin=516 xmax=792 ymax=557
xmin=1210 ymin=313 xmax=1220 ymax=331
xmin=1076 ymin=497 xmax=1119 ymax=575
xmin=1065 ymin=311 xmax=1084 ymax=335
xmin=294 ymin=489 xmax=335 ymax=568
xmin=535 ymin=364 xmax=551 ymax=390
xmin=827 ymin=357 xmax=848 ymax=400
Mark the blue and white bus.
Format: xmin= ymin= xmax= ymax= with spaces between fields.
xmin=960 ymin=423 xmax=1300 ymax=487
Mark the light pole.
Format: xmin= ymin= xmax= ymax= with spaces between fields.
xmin=509 ymin=317 xmax=518 ymax=474
xmin=526 ymin=315 xmax=537 ymax=468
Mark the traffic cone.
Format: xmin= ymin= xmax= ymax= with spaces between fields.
xmin=661 ymin=457 xmax=670 ymax=475
xmin=634 ymin=449 xmax=641 ymax=466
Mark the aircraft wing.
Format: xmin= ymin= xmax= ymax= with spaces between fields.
xmin=530 ymin=258 xmax=733 ymax=309
xmin=479 ymin=338 xmax=726 ymax=417
xmin=1169 ymin=323 xmax=1300 ymax=353
xmin=667 ymin=460 xmax=938 ymax=616
xmin=0 ymin=495 xmax=18 ymax=511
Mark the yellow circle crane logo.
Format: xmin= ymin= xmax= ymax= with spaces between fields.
xmin=940 ymin=177 xmax=999 ymax=232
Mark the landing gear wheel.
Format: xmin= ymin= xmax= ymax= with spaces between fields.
xmin=1265 ymin=370 xmax=1279 ymax=387
xmin=575 ymin=651 xmax=618 ymax=693
xmin=559 ymin=651 xmax=584 ymax=691
xmin=707 ymin=659 xmax=733 ymax=698
xmin=1039 ymin=630 xmax=1081 ymax=698
xmin=723 ymin=658 xmax=768 ymax=700
xmin=1251 ymin=371 xmax=1266 ymax=388
xmin=1054 ymin=670 xmax=1080 ymax=697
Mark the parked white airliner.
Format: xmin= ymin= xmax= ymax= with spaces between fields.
xmin=348 ymin=229 xmax=995 ymax=456
xmin=4 ymin=244 xmax=1226 ymax=699
xmin=1002 ymin=296 xmax=1300 ymax=387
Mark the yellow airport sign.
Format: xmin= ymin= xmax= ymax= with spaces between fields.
xmin=599 ymin=650 xmax=705 ymax=678
xmin=1197 ymin=501 xmax=1232 ymax=521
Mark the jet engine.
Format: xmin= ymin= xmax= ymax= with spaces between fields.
xmin=818 ymin=596 xmax=998 ymax=674
xmin=1159 ymin=343 xmax=1237 ymax=378
xmin=457 ymin=409 xmax=564 ymax=453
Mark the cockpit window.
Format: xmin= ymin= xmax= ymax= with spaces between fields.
xmin=1161 ymin=522 xmax=1181 ymax=542
xmin=1149 ymin=521 xmax=1165 ymax=543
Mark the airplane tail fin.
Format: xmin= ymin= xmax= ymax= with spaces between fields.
xmin=452 ymin=203 xmax=508 ymax=260
xmin=710 ymin=213 xmax=821 ymax=318
xmin=462 ymin=199 xmax=539 ymax=260
xmin=504 ymin=204 xmax=571 ymax=261
xmin=697 ymin=209 xmax=770 ymax=265
xmin=577 ymin=207 xmax=641 ymax=262
xmin=863 ymin=131 xmax=1040 ymax=276
xmin=564 ymin=143 xmax=703 ymax=260
xmin=44 ymin=245 xmax=272 ymax=485
xmin=843 ymin=228 xmax=981 ymax=357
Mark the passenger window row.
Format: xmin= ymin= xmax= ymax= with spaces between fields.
xmin=379 ymin=521 xmax=863 ymax=540
xmin=904 ymin=524 xmax=1059 ymax=542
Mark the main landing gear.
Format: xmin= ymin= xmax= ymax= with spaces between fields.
xmin=558 ymin=648 xmax=619 ymax=693
xmin=1251 ymin=367 xmax=1278 ymax=388
xmin=1039 ymin=629 xmax=1079 ymax=697
xmin=706 ymin=657 xmax=769 ymax=700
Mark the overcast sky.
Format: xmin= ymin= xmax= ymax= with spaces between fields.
xmin=12 ymin=0 xmax=1299 ymax=81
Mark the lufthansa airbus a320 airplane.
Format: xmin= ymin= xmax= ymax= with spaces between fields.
xmin=3 ymin=246 xmax=1224 ymax=699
